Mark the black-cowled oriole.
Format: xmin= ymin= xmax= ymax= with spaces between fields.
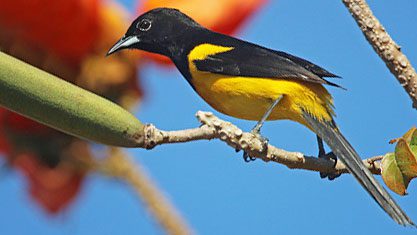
xmin=107 ymin=7 xmax=413 ymax=226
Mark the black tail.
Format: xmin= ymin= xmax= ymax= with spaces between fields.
xmin=303 ymin=111 xmax=414 ymax=226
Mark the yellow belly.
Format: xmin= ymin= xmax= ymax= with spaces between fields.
xmin=191 ymin=71 xmax=334 ymax=128
xmin=186 ymin=43 xmax=335 ymax=129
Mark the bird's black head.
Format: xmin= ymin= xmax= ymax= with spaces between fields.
xmin=107 ymin=8 xmax=203 ymax=57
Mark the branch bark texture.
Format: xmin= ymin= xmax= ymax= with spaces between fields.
xmin=144 ymin=111 xmax=382 ymax=175
xmin=343 ymin=0 xmax=417 ymax=108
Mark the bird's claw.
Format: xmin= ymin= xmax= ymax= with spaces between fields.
xmin=319 ymin=151 xmax=341 ymax=180
xmin=242 ymin=131 xmax=269 ymax=162
xmin=243 ymin=152 xmax=256 ymax=162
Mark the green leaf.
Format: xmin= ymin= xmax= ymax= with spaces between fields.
xmin=395 ymin=139 xmax=417 ymax=178
xmin=381 ymin=138 xmax=417 ymax=195
xmin=381 ymin=153 xmax=407 ymax=195
xmin=410 ymin=127 xmax=417 ymax=146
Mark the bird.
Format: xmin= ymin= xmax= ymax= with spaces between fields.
xmin=107 ymin=7 xmax=414 ymax=226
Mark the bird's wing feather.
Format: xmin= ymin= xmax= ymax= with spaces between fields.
xmin=274 ymin=50 xmax=340 ymax=78
xmin=192 ymin=41 xmax=341 ymax=88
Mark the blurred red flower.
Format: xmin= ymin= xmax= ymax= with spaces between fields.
xmin=0 ymin=0 xmax=265 ymax=214
xmin=0 ymin=0 xmax=100 ymax=64
xmin=13 ymin=153 xmax=85 ymax=213
xmin=0 ymin=0 xmax=139 ymax=214
xmin=0 ymin=109 xmax=10 ymax=154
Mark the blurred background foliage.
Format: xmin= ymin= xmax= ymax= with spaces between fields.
xmin=0 ymin=0 xmax=263 ymax=217
xmin=1 ymin=0 xmax=417 ymax=234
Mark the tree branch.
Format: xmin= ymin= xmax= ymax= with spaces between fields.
xmin=144 ymin=111 xmax=382 ymax=175
xmin=83 ymin=148 xmax=193 ymax=235
xmin=342 ymin=0 xmax=417 ymax=109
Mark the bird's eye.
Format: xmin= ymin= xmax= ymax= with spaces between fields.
xmin=137 ymin=19 xmax=152 ymax=31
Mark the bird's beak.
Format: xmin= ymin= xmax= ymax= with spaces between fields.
xmin=106 ymin=35 xmax=140 ymax=56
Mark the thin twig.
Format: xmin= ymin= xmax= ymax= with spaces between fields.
xmin=85 ymin=148 xmax=193 ymax=235
xmin=342 ymin=0 xmax=417 ymax=108
xmin=143 ymin=111 xmax=383 ymax=175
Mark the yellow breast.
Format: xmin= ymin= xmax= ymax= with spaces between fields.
xmin=187 ymin=43 xmax=334 ymax=128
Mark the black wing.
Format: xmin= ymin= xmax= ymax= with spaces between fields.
xmin=193 ymin=38 xmax=342 ymax=88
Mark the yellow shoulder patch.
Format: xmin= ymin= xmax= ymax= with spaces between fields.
xmin=188 ymin=43 xmax=234 ymax=62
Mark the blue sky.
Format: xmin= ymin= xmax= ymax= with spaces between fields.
xmin=1 ymin=0 xmax=417 ymax=234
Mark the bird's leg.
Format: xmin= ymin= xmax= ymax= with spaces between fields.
xmin=317 ymin=136 xmax=341 ymax=180
xmin=243 ymin=95 xmax=283 ymax=162
xmin=251 ymin=96 xmax=283 ymax=134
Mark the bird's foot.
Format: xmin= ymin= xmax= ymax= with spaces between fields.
xmin=318 ymin=151 xmax=341 ymax=180
xmin=242 ymin=130 xmax=269 ymax=162
xmin=243 ymin=151 xmax=256 ymax=162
